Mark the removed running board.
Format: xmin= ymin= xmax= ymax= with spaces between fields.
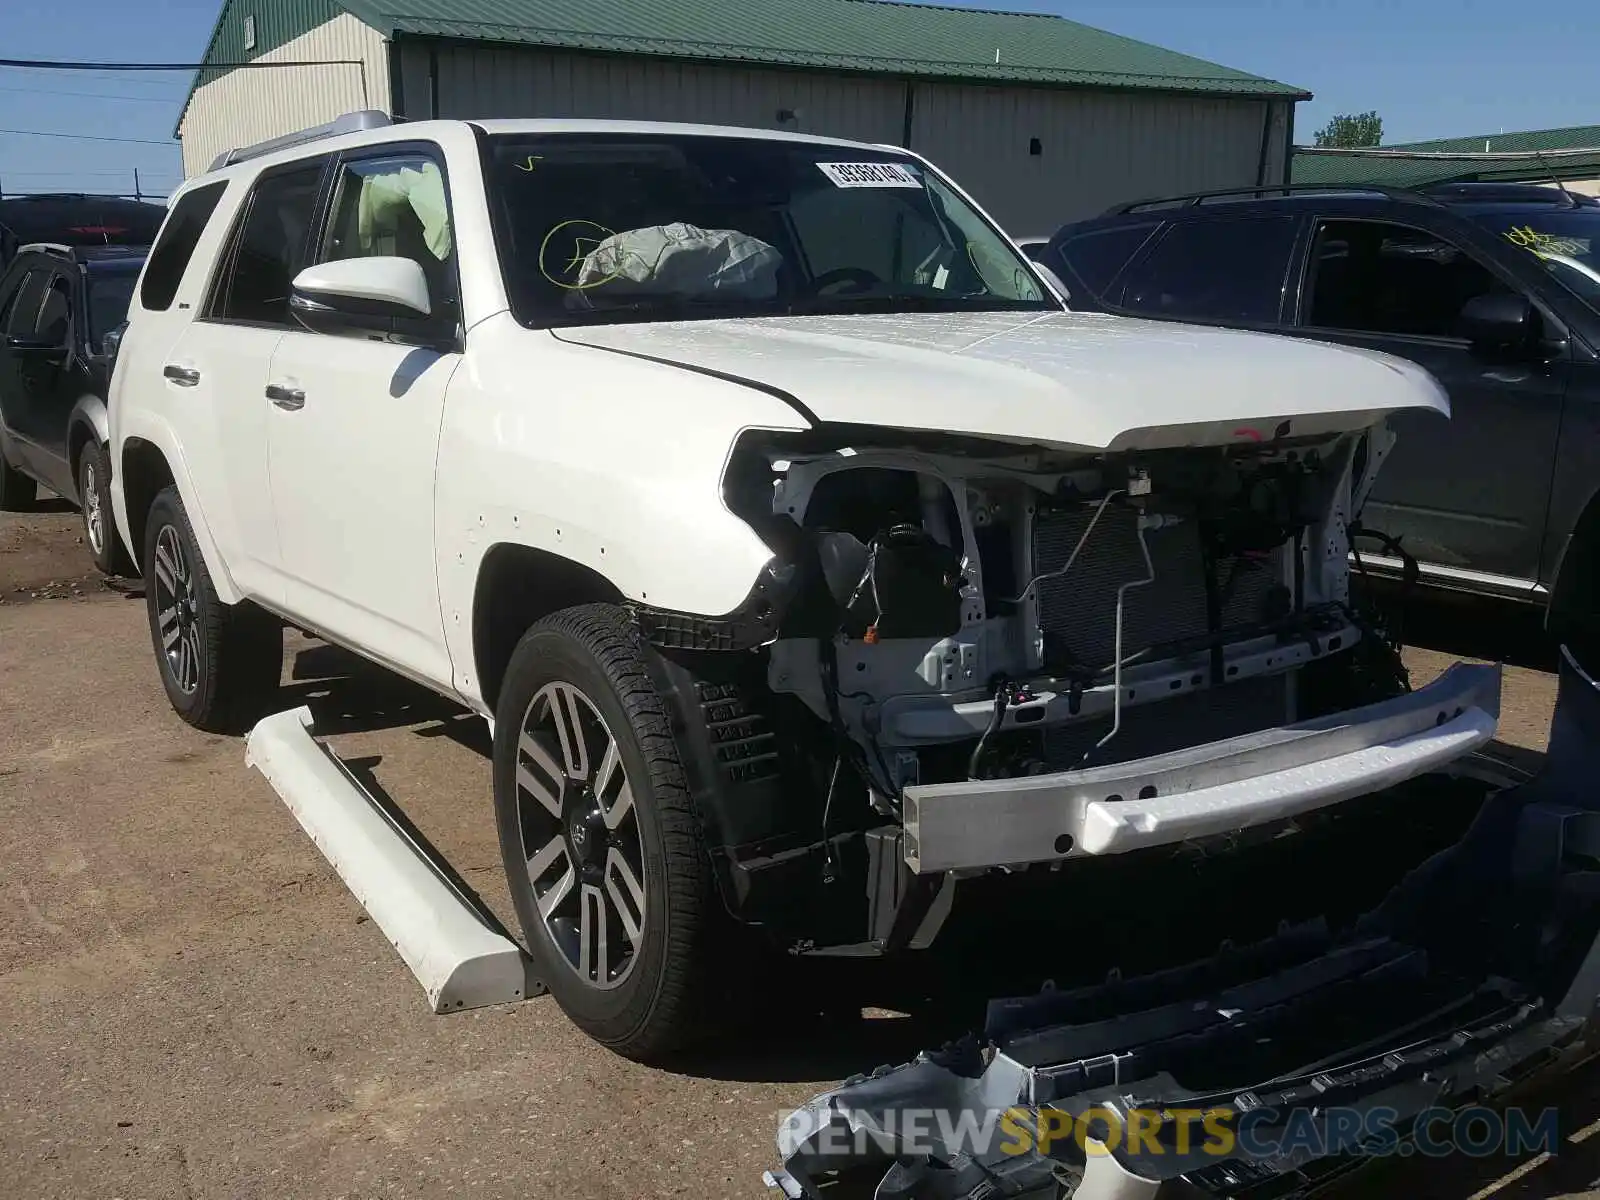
xmin=245 ymin=706 xmax=535 ymax=1014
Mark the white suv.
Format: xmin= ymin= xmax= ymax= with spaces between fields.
xmin=109 ymin=113 xmax=1501 ymax=1060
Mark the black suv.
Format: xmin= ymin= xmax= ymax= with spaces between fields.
xmin=1043 ymin=181 xmax=1600 ymax=650
xmin=0 ymin=242 xmax=146 ymax=574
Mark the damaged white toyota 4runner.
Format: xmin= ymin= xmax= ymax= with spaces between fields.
xmin=110 ymin=116 xmax=1511 ymax=1073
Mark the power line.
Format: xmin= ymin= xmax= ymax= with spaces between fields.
xmin=0 ymin=57 xmax=364 ymax=71
xmin=2 ymin=169 xmax=182 ymax=177
xmin=0 ymin=83 xmax=183 ymax=104
xmin=0 ymin=126 xmax=175 ymax=146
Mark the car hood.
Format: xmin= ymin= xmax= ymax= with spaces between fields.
xmin=552 ymin=311 xmax=1449 ymax=452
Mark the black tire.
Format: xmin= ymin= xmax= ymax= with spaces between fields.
xmin=143 ymin=485 xmax=282 ymax=733
xmin=78 ymin=441 xmax=134 ymax=576
xmin=0 ymin=450 xmax=34 ymax=511
xmin=493 ymin=603 xmax=715 ymax=1061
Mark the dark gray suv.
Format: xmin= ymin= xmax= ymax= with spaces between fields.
xmin=1041 ymin=182 xmax=1600 ymax=656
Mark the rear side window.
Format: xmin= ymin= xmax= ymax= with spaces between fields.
xmin=1055 ymin=225 xmax=1157 ymax=299
xmin=211 ymin=162 xmax=325 ymax=326
xmin=141 ymin=182 xmax=227 ymax=312
xmin=1117 ymin=216 xmax=1300 ymax=324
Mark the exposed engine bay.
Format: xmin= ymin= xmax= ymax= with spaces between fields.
xmin=735 ymin=423 xmax=1404 ymax=805
xmin=652 ymin=419 xmax=1501 ymax=962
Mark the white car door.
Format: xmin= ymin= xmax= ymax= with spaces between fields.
xmin=154 ymin=158 xmax=330 ymax=606
xmin=264 ymin=145 xmax=463 ymax=690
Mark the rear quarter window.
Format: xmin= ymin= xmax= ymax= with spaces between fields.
xmin=140 ymin=181 xmax=228 ymax=312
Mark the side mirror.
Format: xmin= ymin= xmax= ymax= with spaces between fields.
xmin=1460 ymin=292 xmax=1534 ymax=350
xmin=289 ymin=256 xmax=434 ymax=336
xmin=5 ymin=335 xmax=69 ymax=361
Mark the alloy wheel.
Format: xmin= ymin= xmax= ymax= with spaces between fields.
xmin=81 ymin=459 xmax=105 ymax=556
xmin=514 ymin=681 xmax=647 ymax=990
xmin=152 ymin=524 xmax=202 ymax=695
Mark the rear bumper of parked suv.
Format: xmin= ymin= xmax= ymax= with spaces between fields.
xmin=769 ymin=647 xmax=1600 ymax=1200
xmin=904 ymin=663 xmax=1502 ymax=873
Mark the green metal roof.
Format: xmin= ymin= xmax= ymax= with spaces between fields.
xmin=362 ymin=0 xmax=1307 ymax=95
xmin=1292 ymin=124 xmax=1600 ymax=189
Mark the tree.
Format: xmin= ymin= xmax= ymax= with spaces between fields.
xmin=1313 ymin=111 xmax=1384 ymax=149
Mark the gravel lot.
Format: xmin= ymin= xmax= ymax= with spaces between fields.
xmin=4 ymin=506 xmax=1598 ymax=1200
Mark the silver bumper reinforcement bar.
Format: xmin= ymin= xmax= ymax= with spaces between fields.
xmin=903 ymin=663 xmax=1502 ymax=873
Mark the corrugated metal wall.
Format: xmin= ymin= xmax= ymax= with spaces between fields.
xmin=179 ymin=12 xmax=390 ymax=176
xmin=910 ymin=83 xmax=1278 ymax=232
xmin=398 ymin=43 xmax=908 ymax=147
xmin=401 ymin=41 xmax=1282 ymax=231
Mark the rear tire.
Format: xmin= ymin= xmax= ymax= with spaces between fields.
xmin=143 ymin=486 xmax=281 ymax=733
xmin=79 ymin=441 xmax=134 ymax=576
xmin=0 ymin=451 xmax=34 ymax=511
xmin=492 ymin=603 xmax=716 ymax=1062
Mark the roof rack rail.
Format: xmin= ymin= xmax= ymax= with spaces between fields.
xmin=207 ymin=110 xmax=393 ymax=173
xmin=1106 ymin=183 xmax=1442 ymax=216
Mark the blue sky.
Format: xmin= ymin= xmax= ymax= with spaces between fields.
xmin=2 ymin=0 xmax=1596 ymax=197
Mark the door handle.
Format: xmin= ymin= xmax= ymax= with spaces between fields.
xmin=265 ymin=384 xmax=306 ymax=411
xmin=163 ymin=364 xmax=200 ymax=387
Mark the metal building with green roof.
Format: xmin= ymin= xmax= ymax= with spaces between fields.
xmin=1292 ymin=125 xmax=1600 ymax=194
xmin=176 ymin=0 xmax=1309 ymax=232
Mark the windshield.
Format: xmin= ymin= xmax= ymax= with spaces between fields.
xmin=1471 ymin=208 xmax=1600 ymax=313
xmin=483 ymin=133 xmax=1054 ymax=327
xmin=86 ymin=272 xmax=137 ymax=352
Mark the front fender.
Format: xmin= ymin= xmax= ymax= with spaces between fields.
xmin=434 ymin=316 xmax=810 ymax=700
xmin=111 ymin=410 xmax=242 ymax=605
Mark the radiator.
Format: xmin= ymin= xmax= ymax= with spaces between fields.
xmin=1031 ymin=503 xmax=1283 ymax=672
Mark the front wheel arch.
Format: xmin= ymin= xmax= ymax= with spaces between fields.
xmin=471 ymin=542 xmax=625 ymax=714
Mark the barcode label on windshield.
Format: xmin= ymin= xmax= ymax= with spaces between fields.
xmin=816 ymin=162 xmax=922 ymax=188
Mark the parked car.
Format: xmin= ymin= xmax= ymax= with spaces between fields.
xmin=0 ymin=194 xmax=166 ymax=270
xmin=1039 ymin=182 xmax=1600 ymax=656
xmin=0 ymin=241 xmax=144 ymax=573
xmin=113 ymin=116 xmax=1553 ymax=1131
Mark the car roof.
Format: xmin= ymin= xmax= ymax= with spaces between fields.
xmin=468 ymin=117 xmax=903 ymax=151
xmin=1058 ymin=181 xmax=1600 ymax=237
xmin=8 ymin=242 xmax=149 ymax=271
xmin=182 ymin=115 xmax=918 ymax=199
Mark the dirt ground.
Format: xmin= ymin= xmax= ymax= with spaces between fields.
xmin=3 ymin=506 xmax=1599 ymax=1200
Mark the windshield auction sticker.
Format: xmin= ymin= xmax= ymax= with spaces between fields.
xmin=816 ymin=161 xmax=922 ymax=188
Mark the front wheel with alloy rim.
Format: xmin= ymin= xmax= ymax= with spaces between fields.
xmin=78 ymin=441 xmax=134 ymax=576
xmin=492 ymin=604 xmax=717 ymax=1061
xmin=143 ymin=486 xmax=283 ymax=733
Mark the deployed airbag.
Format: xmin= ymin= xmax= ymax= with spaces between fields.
xmin=577 ymin=222 xmax=782 ymax=298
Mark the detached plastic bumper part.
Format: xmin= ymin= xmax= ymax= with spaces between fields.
xmin=903 ymin=664 xmax=1502 ymax=873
